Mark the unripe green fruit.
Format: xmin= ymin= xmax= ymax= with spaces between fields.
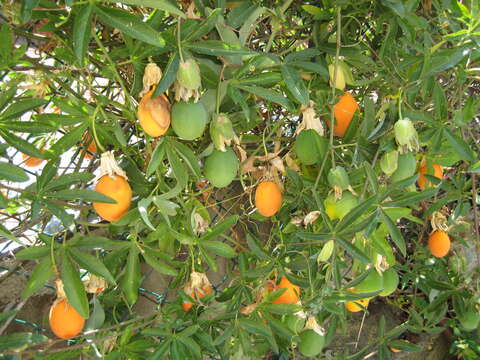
xmin=379 ymin=268 xmax=399 ymax=296
xmin=324 ymin=192 xmax=358 ymax=220
xmin=295 ymin=129 xmax=328 ymax=165
xmin=380 ymin=150 xmax=399 ymax=176
xmin=459 ymin=310 xmax=480 ymax=331
xmin=390 ymin=153 xmax=416 ymax=182
xmin=177 ymin=58 xmax=201 ymax=90
xmin=204 ymin=147 xmax=239 ymax=188
xmin=284 ymin=314 xmax=306 ymax=333
xmin=298 ymin=329 xmax=325 ymax=357
xmin=171 ymin=101 xmax=207 ymax=140
xmin=355 ymin=270 xmax=384 ymax=293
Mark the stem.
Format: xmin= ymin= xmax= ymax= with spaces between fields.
xmin=398 ymin=88 xmax=403 ymax=119
xmin=329 ymin=7 xmax=342 ymax=169
xmin=91 ymin=106 xmax=105 ymax=153
xmin=216 ymin=65 xmax=225 ymax=115
xmin=177 ymin=19 xmax=184 ymax=63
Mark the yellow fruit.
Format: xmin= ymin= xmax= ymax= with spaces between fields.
xmin=418 ymin=161 xmax=443 ymax=190
xmin=49 ymin=299 xmax=85 ymax=339
xmin=138 ymin=89 xmax=171 ymax=137
xmin=345 ymin=298 xmax=370 ymax=312
xmin=93 ymin=175 xmax=132 ymax=222
xmin=255 ymin=181 xmax=282 ymax=217
xmin=327 ymin=92 xmax=359 ymax=137
xmin=428 ymin=230 xmax=450 ymax=258
xmin=272 ymin=276 xmax=300 ymax=304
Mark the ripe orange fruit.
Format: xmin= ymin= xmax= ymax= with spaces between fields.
xmin=182 ymin=284 xmax=213 ymax=312
xmin=22 ymin=148 xmax=45 ymax=168
xmin=49 ymin=299 xmax=85 ymax=339
xmin=272 ymin=276 xmax=300 ymax=304
xmin=428 ymin=230 xmax=450 ymax=258
xmin=93 ymin=175 xmax=132 ymax=222
xmin=345 ymin=298 xmax=370 ymax=312
xmin=417 ymin=161 xmax=443 ymax=190
xmin=138 ymin=89 xmax=171 ymax=137
xmin=255 ymin=181 xmax=282 ymax=217
xmin=327 ymin=92 xmax=359 ymax=137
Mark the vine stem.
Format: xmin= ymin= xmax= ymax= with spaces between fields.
xmin=91 ymin=106 xmax=105 ymax=153
xmin=329 ymin=7 xmax=342 ymax=169
xmin=177 ymin=19 xmax=184 ymax=63
xmin=472 ymin=174 xmax=480 ymax=262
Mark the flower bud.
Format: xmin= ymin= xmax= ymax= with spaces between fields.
xmin=177 ymin=58 xmax=201 ymax=90
xmin=328 ymin=63 xmax=346 ymax=91
xmin=210 ymin=113 xmax=239 ymax=152
xmin=394 ymin=118 xmax=419 ymax=153
xmin=380 ymin=150 xmax=399 ymax=176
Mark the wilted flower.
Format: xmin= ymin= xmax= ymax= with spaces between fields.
xmin=210 ymin=113 xmax=239 ymax=152
xmin=380 ymin=150 xmax=399 ymax=176
xmin=394 ymin=118 xmax=420 ymax=153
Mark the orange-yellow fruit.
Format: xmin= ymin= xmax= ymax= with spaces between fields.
xmin=22 ymin=148 xmax=45 ymax=168
xmin=327 ymin=92 xmax=359 ymax=137
xmin=345 ymin=297 xmax=370 ymax=312
xmin=138 ymin=89 xmax=171 ymax=137
xmin=389 ymin=347 xmax=402 ymax=353
xmin=182 ymin=285 xmax=213 ymax=312
xmin=417 ymin=161 xmax=443 ymax=190
xmin=93 ymin=175 xmax=132 ymax=222
xmin=428 ymin=230 xmax=450 ymax=258
xmin=49 ymin=299 xmax=85 ymax=339
xmin=255 ymin=181 xmax=282 ymax=217
xmin=272 ymin=276 xmax=300 ymax=304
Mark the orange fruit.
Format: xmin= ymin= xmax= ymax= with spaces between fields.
xmin=93 ymin=175 xmax=132 ymax=222
xmin=49 ymin=299 xmax=85 ymax=339
xmin=138 ymin=89 xmax=171 ymax=137
xmin=255 ymin=181 xmax=282 ymax=217
xmin=417 ymin=161 xmax=443 ymax=190
xmin=389 ymin=347 xmax=402 ymax=353
xmin=345 ymin=298 xmax=370 ymax=312
xmin=22 ymin=148 xmax=45 ymax=168
xmin=428 ymin=230 xmax=450 ymax=258
xmin=327 ymin=92 xmax=359 ymax=137
xmin=272 ymin=276 xmax=300 ymax=304
xmin=182 ymin=284 xmax=213 ymax=312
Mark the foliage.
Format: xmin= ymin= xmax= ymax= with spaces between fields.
xmin=0 ymin=0 xmax=479 ymax=359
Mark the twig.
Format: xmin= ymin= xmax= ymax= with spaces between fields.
xmin=0 ymin=298 xmax=29 ymax=336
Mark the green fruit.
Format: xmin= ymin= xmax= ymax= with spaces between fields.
xmin=355 ymin=270 xmax=384 ymax=293
xmin=380 ymin=150 xmax=399 ymax=176
xmin=177 ymin=58 xmax=201 ymax=90
xmin=171 ymin=101 xmax=207 ymax=140
xmin=204 ymin=148 xmax=239 ymax=188
xmin=459 ymin=310 xmax=480 ymax=331
xmin=284 ymin=314 xmax=306 ymax=333
xmin=295 ymin=129 xmax=328 ymax=165
xmin=379 ymin=268 xmax=399 ymax=296
xmin=324 ymin=192 xmax=358 ymax=220
xmin=299 ymin=329 xmax=325 ymax=357
xmin=390 ymin=153 xmax=416 ymax=182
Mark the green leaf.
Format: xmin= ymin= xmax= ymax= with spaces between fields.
xmin=171 ymin=140 xmax=201 ymax=178
xmin=183 ymin=9 xmax=221 ymax=42
xmin=238 ymin=6 xmax=265 ymax=45
xmin=153 ymin=52 xmax=179 ymax=97
xmin=381 ymin=0 xmax=406 ymax=17
xmin=176 ymin=336 xmax=201 ymax=359
xmin=422 ymin=48 xmax=469 ymax=78
xmin=0 ymin=309 xmax=17 ymax=324
xmin=200 ymin=215 xmax=239 ymax=241
xmin=280 ymin=65 xmax=309 ymax=105
xmin=238 ymin=318 xmax=272 ymax=337
xmin=105 ymin=0 xmax=186 ymax=18
xmin=336 ymin=195 xmax=379 ymax=233
xmin=61 ymin=254 xmax=89 ymax=318
xmin=201 ymin=240 xmax=236 ymax=258
xmin=16 ymin=246 xmax=49 ymax=260
xmin=0 ymin=121 xmax=56 ymax=133
xmin=235 ymin=84 xmax=293 ymax=110
xmin=95 ymin=6 xmax=165 ymax=47
xmin=0 ymin=130 xmax=47 ymax=159
xmin=143 ymin=250 xmax=178 ymax=276
xmin=166 ymin=144 xmax=188 ymax=189
xmin=380 ymin=209 xmax=406 ymax=256
xmin=21 ymin=256 xmax=53 ymax=298
xmin=383 ymin=188 xmax=438 ymax=207
xmin=261 ymin=303 xmax=301 ymax=315
xmin=73 ymin=4 xmax=93 ymax=64
xmin=363 ymin=161 xmax=379 ymax=193
xmin=36 ymin=159 xmax=59 ymax=192
xmin=46 ymin=189 xmax=116 ymax=203
xmin=0 ymin=24 xmax=13 ymax=56
xmin=121 ymin=246 xmax=141 ymax=305
xmin=44 ymin=200 xmax=74 ymax=227
xmin=444 ymin=128 xmax=475 ymax=162
xmin=185 ymin=40 xmax=254 ymax=56
xmin=44 ymin=172 xmax=94 ymax=191
xmin=20 ymin=0 xmax=40 ymax=23
xmin=0 ymin=162 xmax=29 ymax=182
xmin=138 ymin=198 xmax=156 ymax=231
xmin=0 ymin=332 xmax=48 ymax=351
xmin=68 ymin=248 xmax=116 ymax=285
xmin=0 ymin=98 xmax=47 ymax=120
xmin=49 ymin=124 xmax=88 ymax=155
xmin=246 ymin=233 xmax=271 ymax=260
xmin=146 ymin=138 xmax=165 ymax=176
xmin=335 ymin=236 xmax=372 ymax=264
